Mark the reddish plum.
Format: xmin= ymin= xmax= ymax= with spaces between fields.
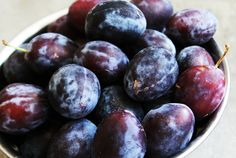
xmin=143 ymin=103 xmax=195 ymax=158
xmin=166 ymin=9 xmax=217 ymax=45
xmin=68 ymin=0 xmax=104 ymax=33
xmin=48 ymin=64 xmax=101 ymax=119
xmin=175 ymin=65 xmax=225 ymax=120
xmin=124 ymin=47 xmax=179 ymax=101
xmin=92 ymin=110 xmax=146 ymax=158
xmin=74 ymin=41 xmax=129 ymax=85
xmin=132 ymin=0 xmax=173 ymax=31
xmin=47 ymin=15 xmax=78 ymax=40
xmin=177 ymin=46 xmax=215 ymax=72
xmin=47 ymin=119 xmax=97 ymax=158
xmin=85 ymin=0 xmax=147 ymax=45
xmin=0 ymin=83 xmax=48 ymax=134
xmin=25 ymin=33 xmax=77 ymax=76
xmin=93 ymin=85 xmax=144 ymax=122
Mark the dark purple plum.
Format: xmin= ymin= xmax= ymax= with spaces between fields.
xmin=143 ymin=88 xmax=174 ymax=113
xmin=20 ymin=124 xmax=59 ymax=158
xmin=124 ymin=47 xmax=179 ymax=102
xmin=75 ymin=37 xmax=88 ymax=47
xmin=92 ymin=110 xmax=146 ymax=158
xmin=177 ymin=46 xmax=215 ymax=72
xmin=0 ymin=65 xmax=7 ymax=90
xmin=132 ymin=0 xmax=173 ymax=31
xmin=85 ymin=0 xmax=147 ymax=45
xmin=47 ymin=15 xmax=78 ymax=40
xmin=93 ymin=85 xmax=144 ymax=122
xmin=166 ymin=9 xmax=217 ymax=45
xmin=48 ymin=64 xmax=101 ymax=119
xmin=47 ymin=119 xmax=97 ymax=158
xmin=25 ymin=33 xmax=78 ymax=76
xmin=3 ymin=44 xmax=38 ymax=84
xmin=143 ymin=103 xmax=195 ymax=158
xmin=68 ymin=0 xmax=104 ymax=33
xmin=175 ymin=65 xmax=225 ymax=120
xmin=74 ymin=41 xmax=129 ymax=85
xmin=138 ymin=29 xmax=176 ymax=55
xmin=123 ymin=29 xmax=176 ymax=58
xmin=0 ymin=83 xmax=48 ymax=134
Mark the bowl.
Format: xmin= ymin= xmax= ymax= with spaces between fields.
xmin=0 ymin=9 xmax=230 ymax=158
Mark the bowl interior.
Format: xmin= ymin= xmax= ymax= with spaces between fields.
xmin=0 ymin=9 xmax=230 ymax=158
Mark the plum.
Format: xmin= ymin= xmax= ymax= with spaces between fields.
xmin=166 ymin=9 xmax=217 ymax=45
xmin=175 ymin=65 xmax=225 ymax=120
xmin=47 ymin=119 xmax=97 ymax=158
xmin=123 ymin=29 xmax=176 ymax=58
xmin=85 ymin=0 xmax=147 ymax=45
xmin=92 ymin=110 xmax=146 ymax=158
xmin=74 ymin=41 xmax=129 ymax=85
xmin=48 ymin=64 xmax=101 ymax=119
xmin=0 ymin=65 xmax=7 ymax=90
xmin=47 ymin=15 xmax=78 ymax=40
xmin=93 ymin=85 xmax=144 ymax=122
xmin=177 ymin=46 xmax=215 ymax=72
xmin=143 ymin=88 xmax=174 ymax=113
xmin=138 ymin=29 xmax=176 ymax=56
xmin=20 ymin=124 xmax=59 ymax=158
xmin=124 ymin=47 xmax=179 ymax=101
xmin=132 ymin=0 xmax=173 ymax=31
xmin=0 ymin=83 xmax=48 ymax=134
xmin=143 ymin=103 xmax=195 ymax=157
xmin=68 ymin=0 xmax=104 ymax=33
xmin=2 ymin=44 xmax=38 ymax=84
xmin=25 ymin=33 xmax=77 ymax=76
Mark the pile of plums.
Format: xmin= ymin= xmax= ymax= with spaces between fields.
xmin=0 ymin=0 xmax=226 ymax=158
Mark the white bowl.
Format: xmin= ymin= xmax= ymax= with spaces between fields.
xmin=0 ymin=9 xmax=230 ymax=158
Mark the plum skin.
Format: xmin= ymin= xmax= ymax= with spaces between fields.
xmin=20 ymin=123 xmax=60 ymax=158
xmin=25 ymin=33 xmax=77 ymax=76
xmin=166 ymin=9 xmax=217 ymax=45
xmin=47 ymin=15 xmax=78 ymax=40
xmin=68 ymin=0 xmax=104 ymax=33
xmin=48 ymin=64 xmax=101 ymax=119
xmin=124 ymin=46 xmax=179 ymax=102
xmin=132 ymin=0 xmax=173 ymax=31
xmin=123 ymin=29 xmax=176 ymax=58
xmin=93 ymin=85 xmax=144 ymax=122
xmin=0 ymin=65 xmax=8 ymax=90
xmin=177 ymin=46 xmax=215 ymax=72
xmin=85 ymin=0 xmax=147 ymax=45
xmin=143 ymin=103 xmax=195 ymax=158
xmin=175 ymin=65 xmax=225 ymax=120
xmin=47 ymin=119 xmax=97 ymax=158
xmin=2 ymin=44 xmax=37 ymax=84
xmin=92 ymin=110 xmax=146 ymax=158
xmin=74 ymin=40 xmax=129 ymax=86
xmin=0 ymin=83 xmax=49 ymax=134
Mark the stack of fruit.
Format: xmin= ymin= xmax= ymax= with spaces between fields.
xmin=0 ymin=0 xmax=228 ymax=157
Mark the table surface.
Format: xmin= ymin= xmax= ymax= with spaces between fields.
xmin=0 ymin=0 xmax=235 ymax=158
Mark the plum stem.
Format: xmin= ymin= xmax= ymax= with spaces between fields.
xmin=215 ymin=44 xmax=229 ymax=68
xmin=133 ymin=80 xmax=140 ymax=95
xmin=2 ymin=40 xmax=29 ymax=53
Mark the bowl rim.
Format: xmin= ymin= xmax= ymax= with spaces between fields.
xmin=0 ymin=9 xmax=230 ymax=158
